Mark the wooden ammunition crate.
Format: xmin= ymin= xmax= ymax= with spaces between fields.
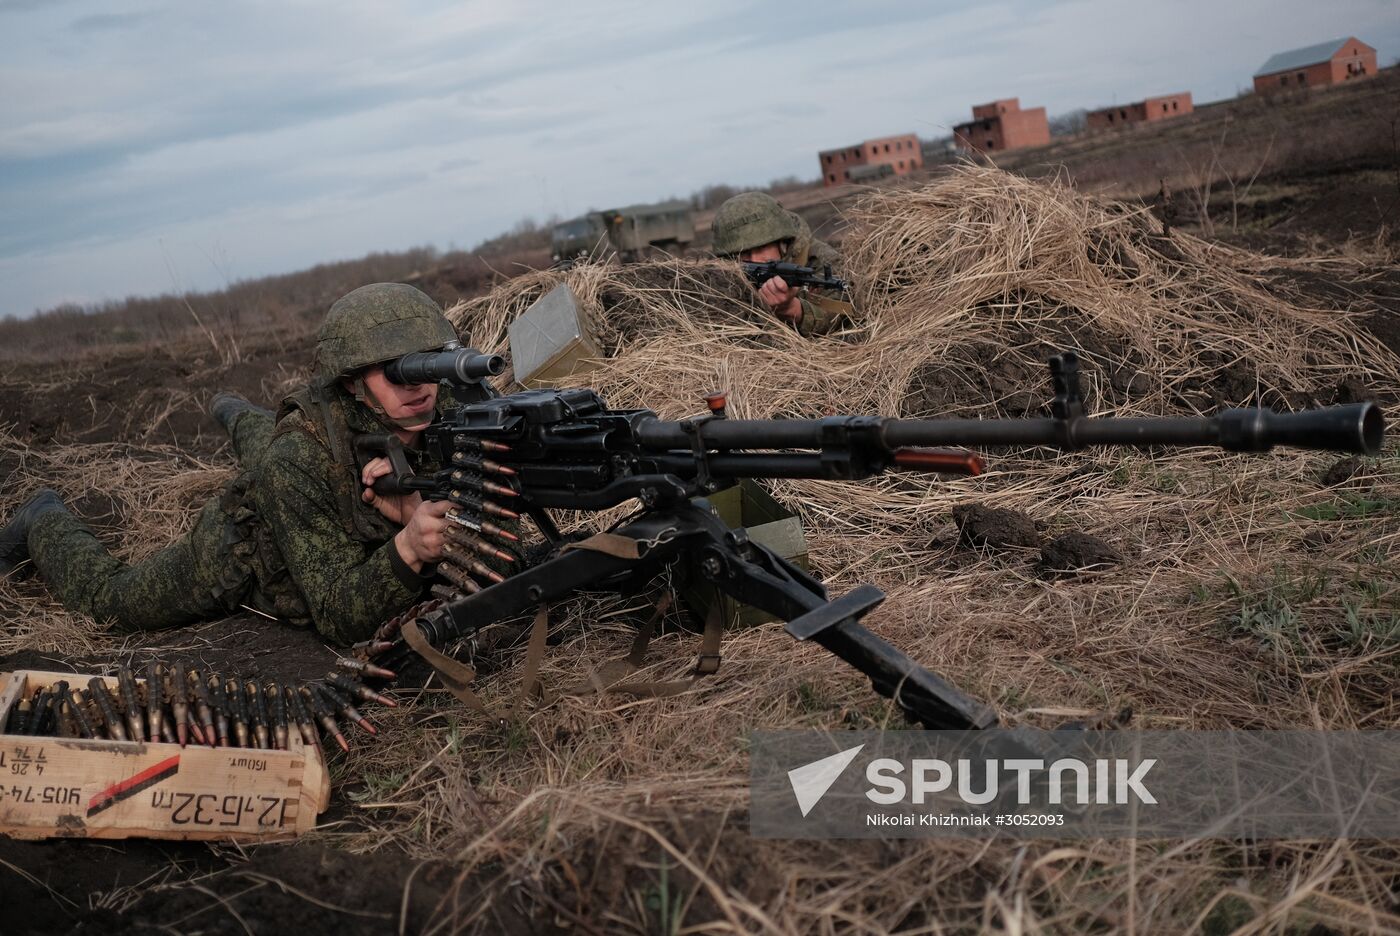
xmin=0 ymin=669 xmax=330 ymax=842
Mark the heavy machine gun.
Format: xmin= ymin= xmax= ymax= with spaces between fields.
xmin=354 ymin=347 xmax=1384 ymax=730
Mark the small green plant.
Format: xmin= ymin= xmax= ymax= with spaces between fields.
xmin=346 ymin=768 xmax=409 ymax=802
xmin=796 ymin=681 xmax=830 ymax=714
xmin=1357 ymin=542 xmax=1393 ymax=565
xmin=1341 ymin=598 xmax=1400 ymax=651
xmin=641 ymin=855 xmax=685 ymax=936
xmin=1187 ymin=581 xmax=1213 ymax=605
xmin=1201 ymin=893 xmax=1256 ymax=936
xmin=1290 ymin=493 xmax=1400 ymax=522
xmin=1151 ymin=470 xmax=1183 ymax=494
xmin=1222 ymin=569 xmax=1314 ymax=656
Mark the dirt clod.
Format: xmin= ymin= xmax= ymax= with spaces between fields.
xmin=1039 ymin=531 xmax=1124 ymax=577
xmin=1319 ymin=456 xmax=1364 ymax=487
xmin=951 ymin=503 xmax=1042 ymax=550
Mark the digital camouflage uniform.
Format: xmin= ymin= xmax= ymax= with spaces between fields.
xmin=711 ymin=191 xmax=853 ymax=337
xmin=23 ymin=283 xmax=462 ymax=645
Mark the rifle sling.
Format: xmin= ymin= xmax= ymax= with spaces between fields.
xmin=568 ymin=593 xmax=725 ymax=699
xmin=513 ymin=606 xmax=550 ymax=719
xmin=560 ymin=531 xmax=644 ymax=560
xmin=401 ymin=618 xmax=498 ymax=720
xmin=558 ymin=533 xmax=726 ymax=695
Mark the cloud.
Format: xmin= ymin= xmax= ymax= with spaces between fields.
xmin=2 ymin=0 xmax=1398 ymax=316
xmin=68 ymin=11 xmax=152 ymax=32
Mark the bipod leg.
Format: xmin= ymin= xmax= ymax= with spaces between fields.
xmin=696 ymin=535 xmax=999 ymax=731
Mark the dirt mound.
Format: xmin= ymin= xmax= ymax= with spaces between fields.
xmin=1039 ymin=530 xmax=1124 ymax=576
xmin=951 ymin=503 xmax=1042 ymax=549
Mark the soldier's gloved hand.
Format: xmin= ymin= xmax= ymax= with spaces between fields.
xmin=394 ymin=499 xmax=453 ymax=573
xmin=361 ymin=456 xmax=423 ymax=525
xmin=757 ymin=276 xmax=802 ymax=326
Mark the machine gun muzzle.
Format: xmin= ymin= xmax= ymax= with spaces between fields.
xmin=1214 ymin=402 xmax=1384 ymax=454
xmin=385 ymin=347 xmax=505 ymax=386
xmin=877 ymin=401 xmax=1385 ymax=456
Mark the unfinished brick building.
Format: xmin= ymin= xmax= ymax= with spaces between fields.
xmin=1253 ymin=37 xmax=1378 ymax=94
xmin=1086 ymin=92 xmax=1193 ymax=131
xmin=952 ymin=99 xmax=1050 ymax=155
xmin=818 ymin=134 xmax=922 ymax=187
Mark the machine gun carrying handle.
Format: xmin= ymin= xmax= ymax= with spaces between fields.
xmin=353 ymin=433 xmax=437 ymax=498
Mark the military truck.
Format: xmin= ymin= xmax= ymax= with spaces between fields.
xmin=552 ymin=200 xmax=697 ymax=264
xmin=598 ymin=200 xmax=695 ymax=261
xmin=551 ymin=214 xmax=609 ymax=264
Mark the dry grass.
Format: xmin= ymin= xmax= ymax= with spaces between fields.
xmin=6 ymin=166 xmax=1400 ymax=933
xmin=0 ymin=428 xmax=231 ymax=657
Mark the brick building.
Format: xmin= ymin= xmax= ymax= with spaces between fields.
xmin=1086 ymin=92 xmax=1193 ymax=131
xmin=952 ymin=99 xmax=1050 ymax=154
xmin=1253 ymin=37 xmax=1378 ymax=94
xmin=818 ymin=133 xmax=922 ymax=187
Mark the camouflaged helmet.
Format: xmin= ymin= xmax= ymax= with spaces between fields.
xmin=711 ymin=192 xmax=801 ymax=257
xmin=314 ymin=283 xmax=457 ymax=386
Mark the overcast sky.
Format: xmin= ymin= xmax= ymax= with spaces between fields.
xmin=2 ymin=0 xmax=1396 ymax=318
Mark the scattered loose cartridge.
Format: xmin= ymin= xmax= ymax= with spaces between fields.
xmin=170 ymin=661 xmax=190 ymax=747
xmin=88 ymin=677 xmax=127 ymax=742
xmin=299 ymin=685 xmax=349 ymax=753
xmin=66 ymin=688 xmax=96 ymax=739
xmin=144 ymin=661 xmax=164 ymax=744
xmin=265 ymin=681 xmax=288 ymax=751
xmin=326 ymin=673 xmax=396 ymax=708
xmin=116 ymin=666 xmax=145 ymax=742
xmin=285 ymin=685 xmax=320 ymax=750
xmin=226 ymin=676 xmax=251 ymax=749
xmin=333 ymin=657 xmax=396 ymax=680
xmin=207 ymin=674 xmax=231 ymax=747
xmin=246 ymin=680 xmax=270 ymax=750
xmin=188 ymin=668 xmax=216 ymax=747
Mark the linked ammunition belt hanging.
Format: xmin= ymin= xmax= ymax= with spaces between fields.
xmin=4 ymin=659 xmax=397 ymax=754
xmin=432 ymin=436 xmax=520 ymax=603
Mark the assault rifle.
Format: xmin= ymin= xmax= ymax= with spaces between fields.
xmin=354 ymin=347 xmax=1383 ymax=730
xmin=742 ymin=260 xmax=849 ymax=294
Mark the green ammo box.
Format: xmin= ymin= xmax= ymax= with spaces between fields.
xmin=681 ymin=480 xmax=810 ymax=630
xmin=508 ymin=283 xmax=603 ymax=389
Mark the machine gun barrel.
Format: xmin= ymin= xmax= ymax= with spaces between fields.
xmin=634 ymin=402 xmax=1384 ymax=457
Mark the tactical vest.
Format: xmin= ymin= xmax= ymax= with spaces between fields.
xmin=275 ymin=384 xmax=404 ymax=544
